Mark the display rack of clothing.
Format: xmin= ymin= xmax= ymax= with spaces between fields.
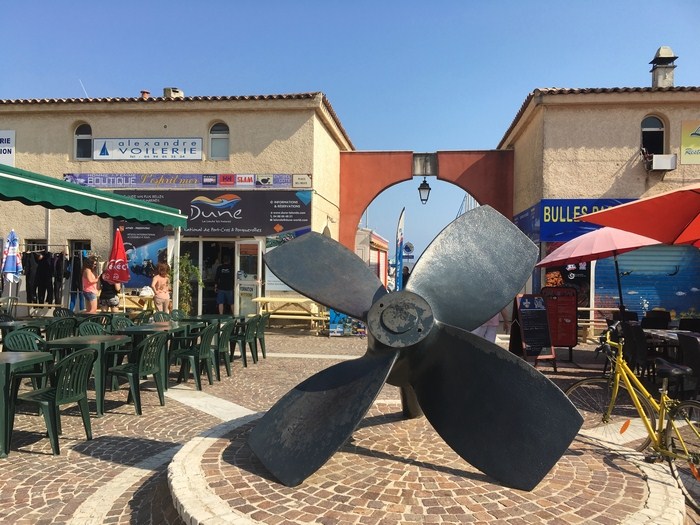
xmin=20 ymin=244 xmax=70 ymax=306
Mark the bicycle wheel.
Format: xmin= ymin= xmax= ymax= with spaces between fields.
xmin=565 ymin=377 xmax=654 ymax=452
xmin=665 ymin=400 xmax=700 ymax=512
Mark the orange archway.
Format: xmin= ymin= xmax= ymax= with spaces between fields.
xmin=338 ymin=150 xmax=514 ymax=249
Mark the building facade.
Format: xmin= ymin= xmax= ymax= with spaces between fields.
xmin=501 ymin=47 xmax=700 ymax=320
xmin=0 ymin=90 xmax=352 ymax=314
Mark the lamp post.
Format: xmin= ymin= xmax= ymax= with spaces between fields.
xmin=418 ymin=177 xmax=431 ymax=204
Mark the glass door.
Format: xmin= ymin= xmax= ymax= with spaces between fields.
xmin=235 ymin=240 xmax=262 ymax=316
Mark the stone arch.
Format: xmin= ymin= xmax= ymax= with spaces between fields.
xmin=338 ymin=150 xmax=514 ymax=249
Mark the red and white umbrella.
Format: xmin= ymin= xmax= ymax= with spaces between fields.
xmin=104 ymin=228 xmax=131 ymax=284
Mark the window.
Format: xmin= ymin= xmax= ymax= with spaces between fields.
xmin=641 ymin=116 xmax=664 ymax=155
xmin=74 ymin=124 xmax=92 ymax=160
xmin=209 ymin=123 xmax=229 ymax=159
xmin=25 ymin=239 xmax=47 ymax=252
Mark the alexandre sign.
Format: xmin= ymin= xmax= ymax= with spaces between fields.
xmin=92 ymin=137 xmax=203 ymax=160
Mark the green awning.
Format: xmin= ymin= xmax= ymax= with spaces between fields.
xmin=0 ymin=163 xmax=187 ymax=228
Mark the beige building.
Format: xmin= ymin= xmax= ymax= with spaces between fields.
xmin=499 ymin=47 xmax=700 ymax=321
xmin=0 ymin=90 xmax=352 ymax=315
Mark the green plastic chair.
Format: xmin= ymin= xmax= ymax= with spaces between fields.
xmin=45 ymin=317 xmax=77 ymax=341
xmin=3 ymin=329 xmax=46 ymax=352
xmin=174 ymin=323 xmax=218 ymax=391
xmin=215 ymin=320 xmax=237 ymax=378
xmin=111 ymin=315 xmax=135 ymax=331
xmin=169 ymin=309 xmax=184 ymax=321
xmin=3 ymin=329 xmax=51 ymax=396
xmin=77 ymin=321 xmax=104 ymax=336
xmin=230 ymin=316 xmax=259 ymax=367
xmin=106 ymin=332 xmax=169 ymax=415
xmin=84 ymin=314 xmax=112 ymax=333
xmin=133 ymin=310 xmax=154 ymax=325
xmin=52 ymin=307 xmax=74 ymax=318
xmin=255 ymin=313 xmax=270 ymax=359
xmin=12 ymin=347 xmax=97 ymax=455
xmin=152 ymin=311 xmax=170 ymax=322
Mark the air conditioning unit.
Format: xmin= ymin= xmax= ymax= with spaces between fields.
xmin=163 ymin=87 xmax=184 ymax=99
xmin=651 ymin=154 xmax=677 ymax=171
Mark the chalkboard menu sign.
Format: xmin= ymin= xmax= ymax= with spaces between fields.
xmin=509 ymin=294 xmax=556 ymax=369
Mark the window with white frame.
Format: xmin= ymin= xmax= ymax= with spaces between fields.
xmin=209 ymin=122 xmax=229 ymax=159
xmin=74 ymin=124 xmax=93 ymax=160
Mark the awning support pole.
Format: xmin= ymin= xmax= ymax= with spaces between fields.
xmin=172 ymin=227 xmax=181 ymax=310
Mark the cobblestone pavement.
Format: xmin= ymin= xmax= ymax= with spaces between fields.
xmin=0 ymin=328 xmax=698 ymax=524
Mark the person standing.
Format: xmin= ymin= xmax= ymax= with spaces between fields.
xmin=98 ymin=271 xmax=121 ymax=313
xmin=151 ymin=262 xmax=171 ymax=312
xmin=214 ymin=255 xmax=234 ymax=314
xmin=472 ymin=308 xmax=509 ymax=343
xmin=81 ymin=256 xmax=99 ymax=313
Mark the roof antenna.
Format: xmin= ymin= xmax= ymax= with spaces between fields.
xmin=78 ymin=79 xmax=89 ymax=98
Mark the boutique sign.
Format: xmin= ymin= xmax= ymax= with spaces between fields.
xmin=92 ymin=137 xmax=202 ymax=160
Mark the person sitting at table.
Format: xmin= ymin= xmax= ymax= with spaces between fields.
xmin=151 ymin=262 xmax=171 ymax=312
xmin=98 ymin=271 xmax=121 ymax=313
xmin=81 ymin=256 xmax=99 ymax=313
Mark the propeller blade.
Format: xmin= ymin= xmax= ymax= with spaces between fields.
xmin=406 ymin=205 xmax=537 ymax=331
xmin=248 ymin=349 xmax=399 ymax=487
xmin=264 ymin=232 xmax=388 ymax=320
xmin=409 ymin=324 xmax=582 ymax=491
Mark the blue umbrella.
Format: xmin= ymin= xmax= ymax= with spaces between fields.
xmin=2 ymin=229 xmax=23 ymax=284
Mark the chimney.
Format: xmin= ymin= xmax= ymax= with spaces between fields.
xmin=140 ymin=90 xmax=151 ymax=100
xmin=163 ymin=87 xmax=184 ymax=99
xmin=650 ymin=46 xmax=677 ymax=88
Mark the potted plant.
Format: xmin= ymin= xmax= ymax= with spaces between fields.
xmin=170 ymin=253 xmax=202 ymax=315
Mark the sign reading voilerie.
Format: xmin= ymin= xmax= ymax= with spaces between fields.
xmin=93 ymin=138 xmax=203 ymax=160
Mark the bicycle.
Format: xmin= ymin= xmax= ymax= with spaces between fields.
xmin=565 ymin=322 xmax=700 ymax=511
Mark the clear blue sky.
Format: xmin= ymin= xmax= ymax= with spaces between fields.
xmin=2 ymin=1 xmax=698 ymax=261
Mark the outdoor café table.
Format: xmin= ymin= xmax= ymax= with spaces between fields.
xmin=44 ymin=334 xmax=131 ymax=417
xmin=115 ymin=322 xmax=204 ymax=390
xmin=0 ymin=317 xmax=55 ymax=337
xmin=642 ymin=328 xmax=700 ymax=362
xmin=0 ymin=351 xmax=53 ymax=457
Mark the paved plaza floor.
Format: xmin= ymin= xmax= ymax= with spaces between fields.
xmin=1 ymin=328 xmax=698 ymax=524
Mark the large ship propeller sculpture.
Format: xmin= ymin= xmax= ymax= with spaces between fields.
xmin=248 ymin=205 xmax=582 ymax=491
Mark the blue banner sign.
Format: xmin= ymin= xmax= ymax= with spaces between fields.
xmin=515 ymin=199 xmax=633 ymax=243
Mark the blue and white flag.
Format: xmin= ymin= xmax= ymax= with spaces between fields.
xmin=395 ymin=208 xmax=405 ymax=291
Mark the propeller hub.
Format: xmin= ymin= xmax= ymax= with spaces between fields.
xmin=367 ymin=291 xmax=433 ymax=348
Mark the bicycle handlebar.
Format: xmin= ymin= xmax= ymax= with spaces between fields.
xmin=595 ymin=322 xmax=622 ymax=359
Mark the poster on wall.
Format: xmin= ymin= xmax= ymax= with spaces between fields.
xmin=114 ymin=221 xmax=168 ymax=289
xmin=264 ymin=226 xmax=312 ymax=292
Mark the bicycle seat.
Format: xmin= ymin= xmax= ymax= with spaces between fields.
xmin=654 ymin=357 xmax=693 ymax=378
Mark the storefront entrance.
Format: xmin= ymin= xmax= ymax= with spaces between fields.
xmin=180 ymin=239 xmax=262 ymax=315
